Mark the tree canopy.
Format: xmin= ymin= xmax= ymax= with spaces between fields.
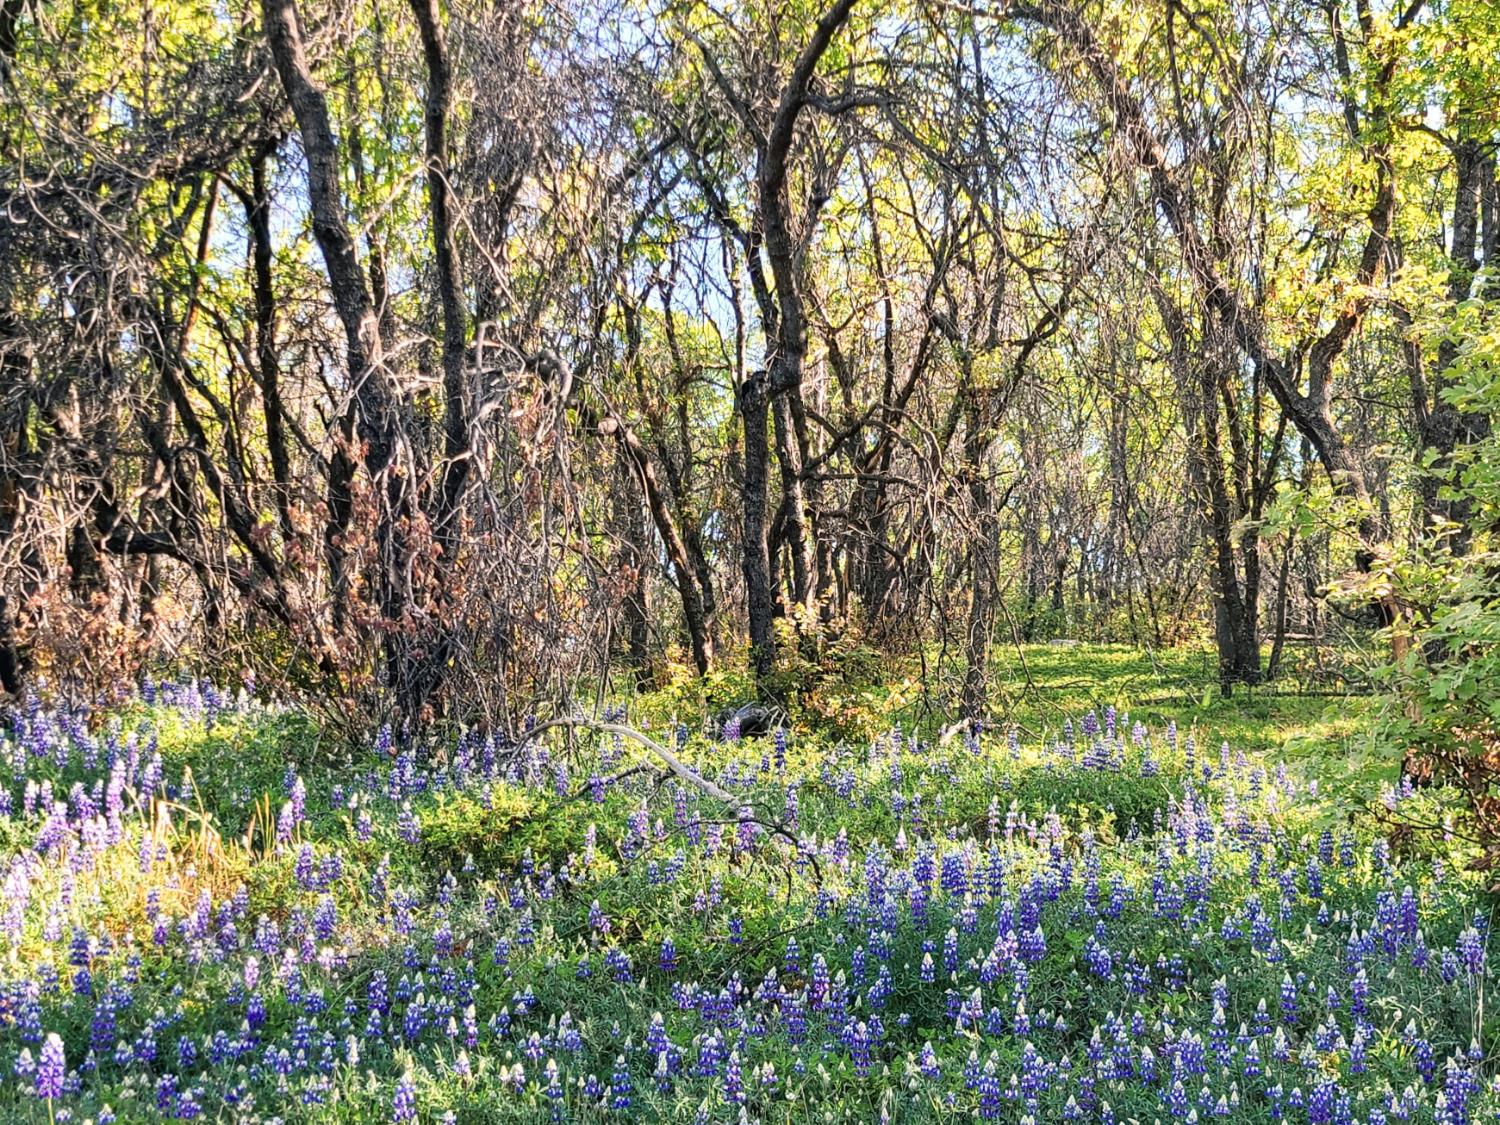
xmin=2 ymin=0 xmax=1498 ymax=726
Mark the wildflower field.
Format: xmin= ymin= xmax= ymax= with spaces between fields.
xmin=0 ymin=664 xmax=1493 ymax=1124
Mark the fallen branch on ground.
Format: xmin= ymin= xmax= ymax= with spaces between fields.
xmin=517 ymin=714 xmax=820 ymax=884
xmin=516 ymin=715 xmax=736 ymax=803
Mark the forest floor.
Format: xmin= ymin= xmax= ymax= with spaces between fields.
xmin=982 ymin=644 xmax=1383 ymax=809
xmin=0 ymin=644 xmax=1490 ymax=1123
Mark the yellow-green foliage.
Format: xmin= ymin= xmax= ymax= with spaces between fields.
xmin=419 ymin=781 xmax=614 ymax=877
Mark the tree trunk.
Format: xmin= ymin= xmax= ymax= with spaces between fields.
xmin=1156 ymin=291 xmax=1260 ymax=693
xmin=961 ymin=384 xmax=995 ymax=721
xmin=263 ymin=0 xmax=408 ymax=691
xmin=246 ymin=150 xmax=294 ymax=541
xmin=1266 ymin=530 xmax=1294 ymax=680
xmin=749 ymin=0 xmax=859 ymax=644
xmin=603 ymin=414 xmax=714 ymax=677
xmin=740 ymin=372 xmax=777 ymax=680
xmin=611 ymin=455 xmax=652 ymax=683
xmin=409 ymin=0 xmax=471 ymax=550
xmin=1408 ymin=138 xmax=1492 ymax=551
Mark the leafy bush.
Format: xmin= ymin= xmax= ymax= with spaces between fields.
xmin=419 ymin=781 xmax=612 ymax=877
xmin=1367 ymin=302 xmax=1500 ymax=868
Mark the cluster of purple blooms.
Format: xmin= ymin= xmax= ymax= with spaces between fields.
xmin=0 ymin=685 xmax=1493 ymax=1123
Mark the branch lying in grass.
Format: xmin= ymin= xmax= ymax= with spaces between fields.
xmin=518 ymin=715 xmax=821 ymax=885
xmin=693 ymin=816 xmax=823 ymax=893
xmin=938 ymin=717 xmax=969 ymax=746
xmin=516 ymin=716 xmax=736 ymax=803
xmin=562 ymin=764 xmax=666 ymax=805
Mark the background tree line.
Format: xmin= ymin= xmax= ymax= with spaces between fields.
xmin=2 ymin=0 xmax=1497 ymax=727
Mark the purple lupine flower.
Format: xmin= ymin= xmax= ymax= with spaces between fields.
xmin=977 ymin=1055 xmax=1002 ymax=1119
xmin=724 ymin=1049 xmax=744 ymax=1104
xmin=545 ymin=1058 xmax=564 ymax=1117
xmin=844 ymin=1020 xmax=873 ymax=1075
xmin=397 ymin=803 xmax=419 ymax=845
xmin=288 ymin=774 xmax=306 ymax=819
xmin=695 ymin=1029 xmax=723 ymax=1077
xmin=736 ymin=807 xmax=759 ymax=852
xmin=295 ymin=844 xmax=316 ymax=889
xmin=919 ymin=1041 xmax=940 ymax=1078
xmin=609 ymin=1055 xmax=632 ymax=1111
xmin=36 ymin=1032 xmax=64 ymax=1099
xmin=392 ymin=1072 xmax=416 ymax=1122
xmin=1457 ymin=926 xmax=1485 ymax=975
xmin=314 ymin=895 xmax=337 ymax=941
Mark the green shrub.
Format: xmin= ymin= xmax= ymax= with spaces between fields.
xmin=1363 ymin=302 xmax=1500 ymax=869
xmin=419 ymin=781 xmax=610 ymax=876
xmin=1004 ymin=762 xmax=1183 ymax=835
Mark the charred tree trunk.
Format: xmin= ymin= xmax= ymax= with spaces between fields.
xmin=961 ymin=382 xmax=995 ymax=722
xmin=244 ymin=150 xmax=294 ymax=541
xmin=738 ymin=375 xmax=774 ymax=684
xmin=610 ymin=454 xmax=652 ymax=683
xmin=398 ymin=0 xmax=476 ymax=716
xmin=263 ymin=0 xmax=408 ymax=692
xmin=740 ymin=371 xmax=777 ymax=681
xmin=0 ymin=315 xmax=37 ymax=694
xmin=409 ymin=0 xmax=471 ymax=551
xmin=746 ymin=0 xmax=858 ymax=659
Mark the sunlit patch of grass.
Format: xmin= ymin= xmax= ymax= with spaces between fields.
xmin=984 ymin=642 xmax=1364 ymax=752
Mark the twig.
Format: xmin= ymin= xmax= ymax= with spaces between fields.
xmin=517 ymin=715 xmax=736 ymax=803
xmin=562 ymin=763 xmax=663 ymax=805
xmin=938 ymin=717 xmax=969 ymax=746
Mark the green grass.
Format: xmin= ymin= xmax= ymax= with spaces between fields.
xmin=994 ymin=645 xmax=1403 ymax=829
xmin=630 ymin=641 xmax=1388 ymax=820
xmin=984 ymin=642 xmax=1352 ymax=742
